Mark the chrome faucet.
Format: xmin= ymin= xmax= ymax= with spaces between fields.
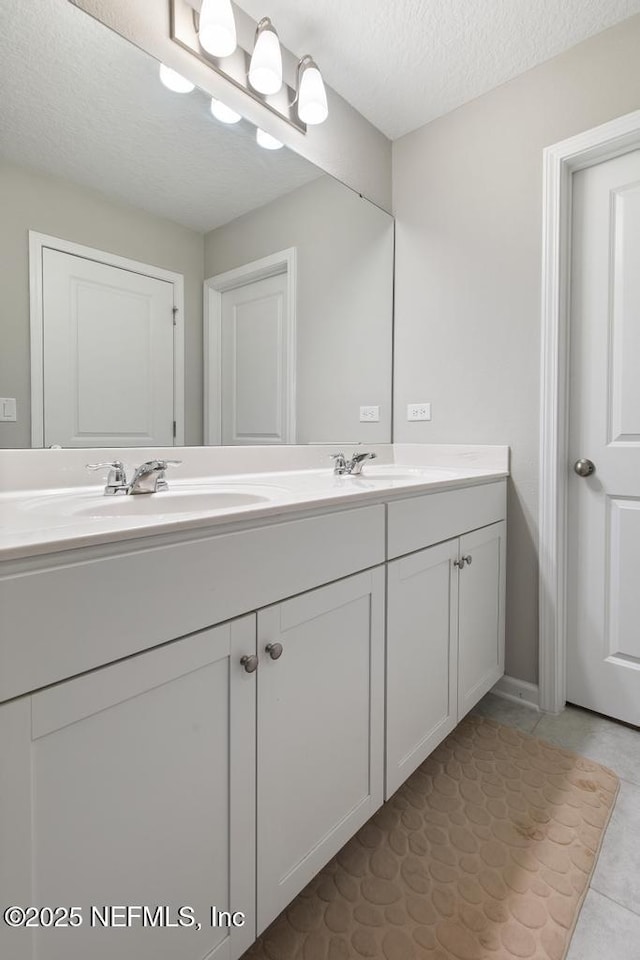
xmin=127 ymin=459 xmax=182 ymax=494
xmin=86 ymin=459 xmax=181 ymax=495
xmin=330 ymin=451 xmax=377 ymax=476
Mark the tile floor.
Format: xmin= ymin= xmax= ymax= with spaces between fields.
xmin=473 ymin=693 xmax=640 ymax=959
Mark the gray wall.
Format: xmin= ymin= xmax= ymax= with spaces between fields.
xmin=205 ymin=176 xmax=394 ymax=443
xmin=393 ymin=14 xmax=640 ymax=684
xmin=70 ymin=0 xmax=392 ymax=212
xmin=0 ymin=160 xmax=205 ymax=448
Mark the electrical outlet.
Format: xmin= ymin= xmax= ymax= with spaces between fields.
xmin=360 ymin=405 xmax=380 ymax=422
xmin=0 ymin=398 xmax=17 ymax=422
xmin=407 ymin=402 xmax=431 ymax=422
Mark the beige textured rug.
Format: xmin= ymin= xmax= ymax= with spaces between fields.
xmin=243 ymin=714 xmax=619 ymax=960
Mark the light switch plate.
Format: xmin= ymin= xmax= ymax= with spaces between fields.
xmin=0 ymin=398 xmax=17 ymax=422
xmin=360 ymin=405 xmax=380 ymax=423
xmin=407 ymin=403 xmax=431 ymax=422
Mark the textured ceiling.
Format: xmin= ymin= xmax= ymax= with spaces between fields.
xmin=0 ymin=0 xmax=319 ymax=232
xmin=236 ymin=0 xmax=640 ymax=139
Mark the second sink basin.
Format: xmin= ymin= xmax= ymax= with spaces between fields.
xmin=360 ymin=466 xmax=462 ymax=482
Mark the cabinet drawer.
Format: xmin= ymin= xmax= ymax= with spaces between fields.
xmin=0 ymin=505 xmax=385 ymax=703
xmin=387 ymin=480 xmax=506 ymax=559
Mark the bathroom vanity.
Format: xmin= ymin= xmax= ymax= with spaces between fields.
xmin=0 ymin=444 xmax=507 ymax=960
xmin=0 ymin=6 xmax=507 ymax=959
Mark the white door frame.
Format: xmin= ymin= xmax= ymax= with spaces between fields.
xmin=539 ymin=109 xmax=640 ymax=713
xmin=203 ymin=247 xmax=297 ymax=446
xmin=29 ymin=231 xmax=185 ymax=447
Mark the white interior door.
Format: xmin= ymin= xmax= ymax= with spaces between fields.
xmin=220 ymin=272 xmax=292 ymax=445
xmin=567 ymin=149 xmax=640 ymax=725
xmin=42 ymin=248 xmax=176 ymax=447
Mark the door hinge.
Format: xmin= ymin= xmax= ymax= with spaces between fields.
xmin=172 ymin=306 xmax=178 ymax=326
xmin=172 ymin=420 xmax=177 ymax=438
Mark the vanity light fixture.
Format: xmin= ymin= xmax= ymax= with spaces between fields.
xmin=248 ymin=18 xmax=283 ymax=96
xmin=170 ymin=0 xmax=329 ymax=134
xmin=159 ymin=63 xmax=195 ymax=93
xmin=210 ymin=98 xmax=242 ymax=123
xmin=198 ymin=0 xmax=237 ymax=58
xmin=296 ymin=56 xmax=328 ymax=125
xmin=256 ymin=128 xmax=283 ymax=150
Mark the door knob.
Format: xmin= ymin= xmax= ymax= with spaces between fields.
xmin=574 ymin=458 xmax=595 ymax=477
xmin=240 ymin=654 xmax=258 ymax=673
xmin=265 ymin=642 xmax=283 ymax=660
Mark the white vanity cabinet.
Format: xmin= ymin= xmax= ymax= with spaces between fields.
xmin=256 ymin=568 xmax=385 ymax=932
xmin=457 ymin=521 xmax=506 ymax=718
xmin=385 ymin=483 xmax=506 ymax=798
xmin=386 ymin=539 xmax=459 ymax=796
xmin=0 ymin=616 xmax=257 ymax=960
xmin=0 ymin=473 xmax=507 ymax=959
xmin=1 ymin=570 xmax=386 ymax=959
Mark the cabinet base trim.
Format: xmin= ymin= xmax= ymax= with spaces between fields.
xmin=492 ymin=675 xmax=540 ymax=710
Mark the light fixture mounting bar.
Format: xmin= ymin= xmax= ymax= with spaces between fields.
xmin=169 ymin=0 xmax=306 ymax=134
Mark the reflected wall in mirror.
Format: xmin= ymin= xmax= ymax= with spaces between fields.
xmin=0 ymin=0 xmax=393 ymax=449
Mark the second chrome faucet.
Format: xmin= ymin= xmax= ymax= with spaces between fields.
xmin=330 ymin=451 xmax=377 ymax=476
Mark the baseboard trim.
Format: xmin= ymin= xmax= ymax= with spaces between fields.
xmin=492 ymin=675 xmax=540 ymax=711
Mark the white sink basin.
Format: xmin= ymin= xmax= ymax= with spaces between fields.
xmin=75 ymin=490 xmax=270 ymax=518
xmin=20 ymin=484 xmax=282 ymax=520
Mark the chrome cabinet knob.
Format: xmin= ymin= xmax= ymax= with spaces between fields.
xmin=462 ymin=555 xmax=472 ymax=566
xmin=574 ymin=458 xmax=595 ymax=477
xmin=240 ymin=654 xmax=258 ymax=673
xmin=265 ymin=642 xmax=283 ymax=660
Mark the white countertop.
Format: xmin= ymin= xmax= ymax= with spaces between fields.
xmin=0 ymin=444 xmax=509 ymax=561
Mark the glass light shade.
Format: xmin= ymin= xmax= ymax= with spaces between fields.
xmin=199 ymin=0 xmax=237 ymax=58
xmin=256 ymin=128 xmax=283 ymax=150
xmin=210 ymin=98 xmax=241 ymax=124
xmin=298 ymin=62 xmax=328 ymax=125
xmin=249 ymin=22 xmax=283 ymax=95
xmin=159 ymin=64 xmax=195 ymax=93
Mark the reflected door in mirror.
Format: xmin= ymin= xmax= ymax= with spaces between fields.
xmin=41 ymin=247 xmax=177 ymax=448
xmin=220 ymin=272 xmax=294 ymax=445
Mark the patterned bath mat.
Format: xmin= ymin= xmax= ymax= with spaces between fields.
xmin=242 ymin=713 xmax=619 ymax=960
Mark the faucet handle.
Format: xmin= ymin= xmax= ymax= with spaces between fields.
xmin=133 ymin=458 xmax=182 ymax=474
xmin=86 ymin=459 xmax=126 ymax=481
xmin=86 ymin=459 xmax=124 ymax=471
xmin=350 ymin=451 xmax=377 ymax=463
xmin=86 ymin=460 xmax=128 ymax=493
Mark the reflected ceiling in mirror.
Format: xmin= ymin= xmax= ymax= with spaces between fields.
xmin=0 ymin=0 xmax=393 ymax=449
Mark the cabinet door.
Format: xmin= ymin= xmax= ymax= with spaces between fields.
xmin=386 ymin=539 xmax=459 ymax=798
xmin=0 ymin=617 xmax=256 ymax=960
xmin=256 ymin=568 xmax=385 ymax=933
xmin=458 ymin=520 xmax=506 ymax=718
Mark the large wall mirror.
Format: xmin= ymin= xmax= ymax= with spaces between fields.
xmin=0 ymin=0 xmax=393 ymax=449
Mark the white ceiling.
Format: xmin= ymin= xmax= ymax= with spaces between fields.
xmin=237 ymin=0 xmax=640 ymax=139
xmin=0 ymin=0 xmax=319 ymax=232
